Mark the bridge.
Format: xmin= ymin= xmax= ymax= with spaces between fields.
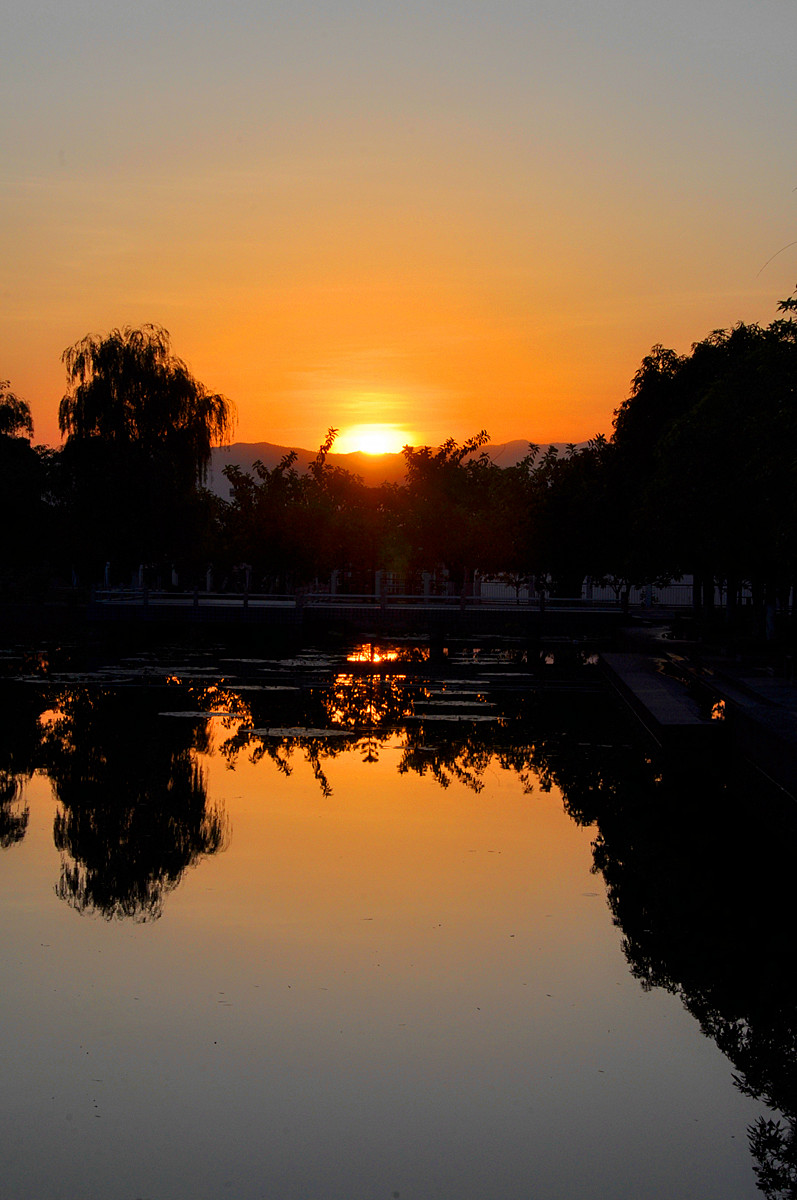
xmin=88 ymin=588 xmax=633 ymax=638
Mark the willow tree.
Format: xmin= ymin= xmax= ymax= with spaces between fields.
xmin=0 ymin=380 xmax=49 ymax=594
xmin=0 ymin=380 xmax=34 ymax=439
xmin=59 ymin=324 xmax=235 ymax=482
xmin=58 ymin=325 xmax=236 ymax=581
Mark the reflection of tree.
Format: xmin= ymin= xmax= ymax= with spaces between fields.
xmin=212 ymin=672 xmax=419 ymax=785
xmin=219 ymin=726 xmax=355 ymax=800
xmin=41 ymin=689 xmax=228 ymax=921
xmin=397 ymin=688 xmax=617 ymax=795
xmin=212 ymin=675 xmax=616 ymax=800
xmin=310 ymin=677 xmax=797 ymax=1197
xmin=345 ymin=642 xmax=431 ymax=666
xmin=259 ymin=735 xmax=346 ymax=798
xmin=64 ymin=660 xmax=789 ymax=1195
xmin=0 ymin=773 xmax=28 ymax=847
xmin=8 ymin=657 xmax=794 ymax=1190
xmin=214 ymin=670 xmax=544 ymax=792
xmin=326 ymin=673 xmax=417 ymax=749
xmin=748 ymin=1119 xmax=797 ymax=1199
xmin=0 ymin=683 xmax=48 ymax=849
xmin=212 ymin=673 xmax=619 ymax=797
xmin=398 ymin=728 xmax=496 ymax=793
xmin=535 ymin=733 xmax=797 ymax=1199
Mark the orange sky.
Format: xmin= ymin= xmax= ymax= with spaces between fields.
xmin=3 ymin=1 xmax=796 ymax=453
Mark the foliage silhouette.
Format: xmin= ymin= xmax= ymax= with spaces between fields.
xmin=40 ymin=688 xmax=229 ymax=921
xmin=0 ymin=381 xmax=53 ymax=594
xmin=609 ymin=321 xmax=797 ymax=624
xmin=59 ymin=324 xmax=234 ymax=479
xmin=57 ymin=324 xmax=235 ymax=579
xmin=0 ymin=380 xmax=33 ymax=438
xmin=222 ymin=428 xmax=396 ymax=590
xmin=7 ymin=299 xmax=797 ymax=645
xmin=0 ymin=681 xmax=52 ymax=845
xmin=536 ymin=735 xmax=797 ymax=1199
xmin=7 ymin=650 xmax=797 ymax=1189
xmin=399 ymin=431 xmax=503 ymax=588
xmin=0 ymin=773 xmax=28 ymax=848
xmin=211 ymin=655 xmax=797 ymax=1191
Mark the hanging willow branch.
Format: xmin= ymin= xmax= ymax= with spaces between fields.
xmin=59 ymin=324 xmax=236 ymax=481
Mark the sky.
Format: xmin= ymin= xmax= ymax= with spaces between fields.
xmin=2 ymin=0 xmax=797 ymax=453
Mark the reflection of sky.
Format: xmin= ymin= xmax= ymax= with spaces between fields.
xmin=4 ymin=1 xmax=797 ymax=450
xmin=1 ymin=740 xmax=763 ymax=1199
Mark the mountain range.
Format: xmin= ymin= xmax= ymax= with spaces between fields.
xmin=206 ymin=439 xmax=582 ymax=498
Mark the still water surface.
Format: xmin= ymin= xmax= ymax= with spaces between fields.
xmin=0 ymin=642 xmax=792 ymax=1199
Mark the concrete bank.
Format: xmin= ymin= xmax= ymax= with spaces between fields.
xmin=602 ymin=647 xmax=797 ymax=798
xmin=600 ymin=651 xmax=719 ymax=750
xmin=705 ymin=662 xmax=797 ymax=798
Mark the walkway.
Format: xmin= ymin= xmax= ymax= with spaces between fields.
xmin=600 ymin=651 xmax=718 ymax=748
xmin=602 ymin=640 xmax=797 ymax=797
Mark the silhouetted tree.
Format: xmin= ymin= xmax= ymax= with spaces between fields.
xmin=777 ymin=283 xmax=797 ymax=316
xmin=601 ymin=320 xmax=797 ymax=633
xmin=221 ymin=429 xmax=397 ymax=590
xmin=399 ymin=432 xmax=505 ymax=590
xmin=0 ymin=381 xmax=51 ymax=594
xmin=59 ymin=325 xmax=234 ymax=478
xmin=58 ymin=325 xmax=235 ymax=580
xmin=0 ymin=380 xmax=33 ymax=438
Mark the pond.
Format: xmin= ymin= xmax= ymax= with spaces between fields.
xmin=1 ymin=639 xmax=794 ymax=1199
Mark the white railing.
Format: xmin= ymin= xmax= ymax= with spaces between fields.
xmin=90 ymin=588 xmax=629 ymax=610
xmin=89 ymin=578 xmax=766 ymax=612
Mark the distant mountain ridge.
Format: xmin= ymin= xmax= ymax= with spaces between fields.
xmin=207 ymin=439 xmax=584 ymax=498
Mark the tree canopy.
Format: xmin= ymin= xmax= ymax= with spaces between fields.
xmin=55 ymin=325 xmax=236 ymax=578
xmin=5 ymin=301 xmax=797 ymax=639
xmin=608 ymin=320 xmax=797 ymax=617
xmin=59 ymin=324 xmax=235 ymax=482
xmin=0 ymin=380 xmax=33 ymax=439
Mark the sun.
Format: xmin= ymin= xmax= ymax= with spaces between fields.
xmin=335 ymin=424 xmax=412 ymax=455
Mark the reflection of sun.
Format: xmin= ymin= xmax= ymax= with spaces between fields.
xmin=336 ymin=424 xmax=412 ymax=455
xmin=347 ymin=643 xmax=400 ymax=664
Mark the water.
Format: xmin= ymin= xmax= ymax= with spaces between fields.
xmin=0 ymin=640 xmax=793 ymax=1199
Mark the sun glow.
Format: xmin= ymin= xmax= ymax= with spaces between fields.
xmin=335 ymin=424 xmax=412 ymax=455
